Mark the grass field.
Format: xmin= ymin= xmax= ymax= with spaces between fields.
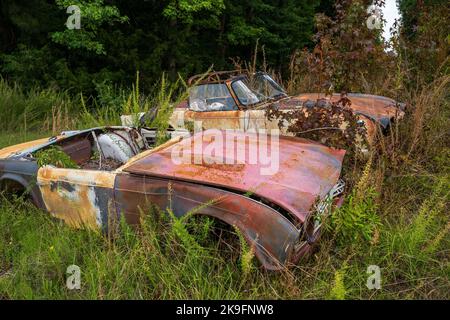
xmin=0 ymin=74 xmax=448 ymax=300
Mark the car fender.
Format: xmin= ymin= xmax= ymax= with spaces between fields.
xmin=114 ymin=173 xmax=300 ymax=270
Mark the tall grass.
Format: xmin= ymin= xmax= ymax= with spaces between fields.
xmin=0 ymin=197 xmax=254 ymax=299
xmin=0 ymin=72 xmax=187 ymax=139
xmin=0 ymin=78 xmax=78 ymax=133
xmin=0 ymin=67 xmax=448 ymax=299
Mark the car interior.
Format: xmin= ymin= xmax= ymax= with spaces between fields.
xmin=32 ymin=127 xmax=153 ymax=171
xmin=188 ymin=83 xmax=238 ymax=112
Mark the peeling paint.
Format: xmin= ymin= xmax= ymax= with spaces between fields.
xmin=37 ymin=166 xmax=116 ymax=230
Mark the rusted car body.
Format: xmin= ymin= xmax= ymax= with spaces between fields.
xmin=0 ymin=127 xmax=345 ymax=270
xmin=154 ymin=71 xmax=405 ymax=144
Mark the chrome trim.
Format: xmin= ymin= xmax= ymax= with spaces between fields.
xmin=314 ymin=179 xmax=345 ymax=233
xmin=295 ymin=180 xmax=345 ymax=252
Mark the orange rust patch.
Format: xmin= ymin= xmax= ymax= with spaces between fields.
xmin=118 ymin=135 xmax=184 ymax=172
xmin=38 ymin=167 xmax=115 ymax=188
xmin=295 ymin=93 xmax=403 ymax=120
xmin=37 ymin=167 xmax=116 ymax=229
xmin=357 ymin=116 xmax=376 ymax=144
xmin=39 ymin=181 xmax=99 ymax=229
xmin=184 ymin=110 xmax=242 ymax=130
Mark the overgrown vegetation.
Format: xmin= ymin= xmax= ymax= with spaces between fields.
xmin=265 ymin=95 xmax=368 ymax=156
xmin=0 ymin=0 xmax=320 ymax=94
xmin=0 ymin=0 xmax=449 ymax=300
xmin=35 ymin=146 xmax=79 ymax=169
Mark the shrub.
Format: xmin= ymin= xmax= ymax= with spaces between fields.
xmin=34 ymin=146 xmax=79 ymax=169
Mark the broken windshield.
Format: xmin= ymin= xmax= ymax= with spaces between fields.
xmin=232 ymin=73 xmax=287 ymax=106
xmin=189 ymin=83 xmax=237 ymax=112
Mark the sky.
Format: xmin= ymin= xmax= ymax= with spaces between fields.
xmin=382 ymin=0 xmax=401 ymax=41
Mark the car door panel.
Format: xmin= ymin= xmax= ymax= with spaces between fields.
xmin=183 ymin=110 xmax=244 ymax=131
xmin=37 ymin=167 xmax=116 ymax=230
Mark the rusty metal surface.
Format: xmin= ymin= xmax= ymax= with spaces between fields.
xmin=114 ymin=174 xmax=300 ymax=270
xmin=0 ymin=137 xmax=57 ymax=159
xmin=123 ymin=131 xmax=346 ymax=222
xmin=60 ymin=137 xmax=92 ymax=165
xmin=183 ymin=110 xmax=243 ymax=130
xmin=37 ymin=167 xmax=116 ymax=230
xmin=292 ymin=93 xmax=404 ymax=125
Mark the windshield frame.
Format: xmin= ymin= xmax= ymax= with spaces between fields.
xmin=230 ymin=72 xmax=287 ymax=108
xmin=188 ymin=82 xmax=239 ymax=112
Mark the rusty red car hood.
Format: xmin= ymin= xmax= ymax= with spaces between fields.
xmin=123 ymin=131 xmax=346 ymax=222
xmin=280 ymin=93 xmax=403 ymax=125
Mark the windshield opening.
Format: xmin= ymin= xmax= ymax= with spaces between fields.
xmin=189 ymin=84 xmax=237 ymax=112
xmin=231 ymin=73 xmax=286 ymax=106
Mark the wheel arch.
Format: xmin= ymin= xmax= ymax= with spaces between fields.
xmin=0 ymin=173 xmax=41 ymax=206
xmin=114 ymin=174 xmax=301 ymax=270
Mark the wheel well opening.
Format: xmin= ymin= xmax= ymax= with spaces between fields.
xmin=0 ymin=179 xmax=27 ymax=199
xmin=185 ymin=215 xmax=243 ymax=262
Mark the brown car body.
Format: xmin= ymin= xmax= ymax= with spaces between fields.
xmin=0 ymin=127 xmax=345 ymax=270
xmin=165 ymin=71 xmax=405 ymax=143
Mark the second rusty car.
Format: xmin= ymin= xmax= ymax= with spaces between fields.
xmin=122 ymin=70 xmax=405 ymax=145
xmin=0 ymin=126 xmax=345 ymax=270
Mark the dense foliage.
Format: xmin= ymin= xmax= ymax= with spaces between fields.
xmin=397 ymin=0 xmax=449 ymax=81
xmin=0 ymin=0 xmax=320 ymax=95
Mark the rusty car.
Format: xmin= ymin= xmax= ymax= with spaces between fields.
xmin=0 ymin=126 xmax=346 ymax=270
xmin=122 ymin=70 xmax=405 ymax=145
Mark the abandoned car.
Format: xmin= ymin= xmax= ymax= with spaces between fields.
xmin=0 ymin=126 xmax=345 ymax=270
xmin=123 ymin=70 xmax=405 ymax=145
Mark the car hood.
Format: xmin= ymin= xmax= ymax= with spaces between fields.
xmin=123 ymin=131 xmax=346 ymax=222
xmin=278 ymin=93 xmax=404 ymax=128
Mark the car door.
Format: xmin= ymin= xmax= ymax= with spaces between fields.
xmin=183 ymin=109 xmax=245 ymax=131
xmin=37 ymin=166 xmax=117 ymax=231
xmin=243 ymin=109 xmax=271 ymax=132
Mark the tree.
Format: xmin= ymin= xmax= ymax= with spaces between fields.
xmin=51 ymin=0 xmax=128 ymax=55
xmin=223 ymin=0 xmax=320 ymax=72
xmin=0 ymin=0 xmax=325 ymax=94
xmin=397 ymin=0 xmax=449 ymax=80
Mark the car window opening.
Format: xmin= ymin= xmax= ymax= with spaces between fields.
xmin=232 ymin=73 xmax=287 ymax=107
